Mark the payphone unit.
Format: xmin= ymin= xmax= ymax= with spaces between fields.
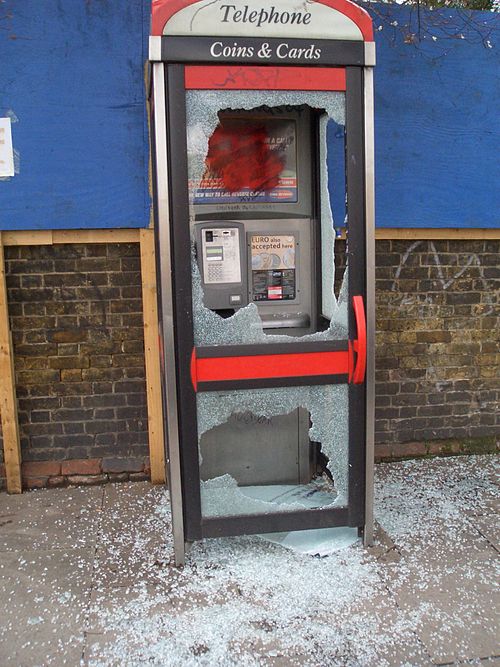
xmin=149 ymin=0 xmax=376 ymax=566
xmin=193 ymin=107 xmax=318 ymax=335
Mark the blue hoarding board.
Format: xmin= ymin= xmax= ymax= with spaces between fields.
xmin=372 ymin=4 xmax=499 ymax=228
xmin=0 ymin=1 xmax=498 ymax=230
xmin=0 ymin=0 xmax=151 ymax=230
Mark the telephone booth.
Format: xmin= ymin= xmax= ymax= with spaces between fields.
xmin=149 ymin=0 xmax=376 ymax=566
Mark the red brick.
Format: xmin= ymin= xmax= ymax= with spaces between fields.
xmin=427 ymin=440 xmax=462 ymax=456
xmin=374 ymin=444 xmax=393 ymax=461
xmin=129 ymin=472 xmax=149 ymax=482
xmin=67 ymin=474 xmax=107 ymax=486
xmin=61 ymin=458 xmax=101 ymax=476
xmin=47 ymin=476 xmax=66 ymax=488
xmin=23 ymin=476 xmax=49 ymax=490
xmin=393 ymin=442 xmax=427 ymax=458
xmin=22 ymin=461 xmax=61 ymax=477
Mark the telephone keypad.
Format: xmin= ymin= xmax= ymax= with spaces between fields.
xmin=207 ymin=265 xmax=224 ymax=282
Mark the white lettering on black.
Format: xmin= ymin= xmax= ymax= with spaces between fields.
xmin=257 ymin=42 xmax=272 ymax=58
xmin=210 ymin=40 xmax=322 ymax=62
xmin=210 ymin=41 xmax=255 ymax=58
xmin=276 ymin=43 xmax=322 ymax=60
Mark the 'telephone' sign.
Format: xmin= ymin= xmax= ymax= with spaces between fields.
xmin=219 ymin=4 xmax=312 ymax=27
xmin=162 ymin=0 xmax=365 ymax=41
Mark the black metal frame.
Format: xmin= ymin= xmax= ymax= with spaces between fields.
xmin=166 ymin=65 xmax=203 ymax=541
xmin=165 ymin=62 xmax=367 ymax=541
xmin=346 ymin=67 xmax=367 ymax=527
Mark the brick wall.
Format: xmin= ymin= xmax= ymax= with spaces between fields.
xmin=0 ymin=238 xmax=498 ymax=490
xmin=373 ymin=239 xmax=499 ymax=458
xmin=0 ymin=243 xmax=149 ymax=488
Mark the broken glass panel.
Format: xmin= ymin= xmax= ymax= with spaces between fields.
xmin=197 ymin=385 xmax=348 ymax=518
xmin=185 ymin=89 xmax=350 ymax=519
xmin=187 ymin=90 xmax=348 ymax=343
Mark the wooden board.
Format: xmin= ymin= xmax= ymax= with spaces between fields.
xmin=140 ymin=229 xmax=166 ymax=484
xmin=0 ymin=233 xmax=22 ymax=493
xmin=375 ymin=228 xmax=500 ymax=240
xmin=1 ymin=229 xmax=140 ymax=246
xmin=1 ymin=228 xmax=497 ymax=246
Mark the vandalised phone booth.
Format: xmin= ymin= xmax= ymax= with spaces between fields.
xmin=149 ymin=0 xmax=376 ymax=565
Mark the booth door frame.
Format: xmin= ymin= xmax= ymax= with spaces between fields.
xmin=152 ymin=61 xmax=374 ymax=563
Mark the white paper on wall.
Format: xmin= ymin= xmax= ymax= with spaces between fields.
xmin=0 ymin=118 xmax=15 ymax=178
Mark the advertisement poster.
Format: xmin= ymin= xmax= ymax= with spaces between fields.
xmin=251 ymin=234 xmax=296 ymax=301
xmin=193 ymin=118 xmax=297 ymax=204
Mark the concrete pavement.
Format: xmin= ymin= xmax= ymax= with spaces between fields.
xmin=0 ymin=455 xmax=498 ymax=666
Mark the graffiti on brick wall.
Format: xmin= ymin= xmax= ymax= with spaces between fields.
xmin=388 ymin=241 xmax=496 ymax=316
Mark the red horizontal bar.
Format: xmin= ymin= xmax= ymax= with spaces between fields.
xmin=192 ymin=350 xmax=349 ymax=388
xmin=185 ymin=66 xmax=346 ymax=91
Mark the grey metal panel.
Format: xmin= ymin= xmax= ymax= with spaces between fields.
xmin=195 ymin=216 xmax=316 ymax=335
xmin=345 ymin=67 xmax=366 ymax=527
xmin=152 ymin=63 xmax=186 ymax=567
xmin=196 ymin=340 xmax=349 ymax=357
xmin=363 ymin=67 xmax=376 ymax=547
xmin=166 ymin=64 xmax=204 ymax=544
xmin=199 ymin=409 xmax=311 ymax=487
xmin=194 ymin=221 xmax=248 ymax=311
xmin=364 ymin=42 xmax=376 ymax=66
xmin=196 ymin=373 xmax=349 ymax=392
xmin=149 ymin=36 xmax=162 ymax=62
xmin=297 ymin=408 xmax=313 ymax=484
xmin=201 ymin=506 xmax=350 ymax=538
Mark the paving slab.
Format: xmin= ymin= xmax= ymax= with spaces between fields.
xmin=315 ymin=588 xmax=432 ymax=666
xmin=364 ymin=523 xmax=403 ymax=567
xmin=94 ymin=483 xmax=172 ymax=588
xmin=472 ymin=514 xmax=500 ymax=552
xmin=385 ymin=553 xmax=500 ymax=665
xmin=0 ymin=486 xmax=104 ymax=552
xmin=101 ymin=481 xmax=162 ymax=513
xmin=0 ymin=547 xmax=93 ymax=666
xmin=83 ymin=582 xmax=218 ymax=666
xmin=375 ymin=456 xmax=499 ymax=564
xmin=388 ymin=517 xmax=497 ymax=565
